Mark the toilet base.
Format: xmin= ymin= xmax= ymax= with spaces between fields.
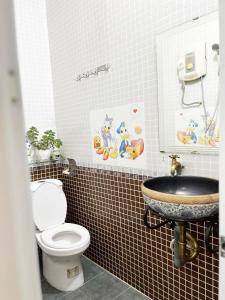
xmin=42 ymin=252 xmax=84 ymax=291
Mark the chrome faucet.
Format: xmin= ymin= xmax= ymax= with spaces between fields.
xmin=169 ymin=154 xmax=183 ymax=176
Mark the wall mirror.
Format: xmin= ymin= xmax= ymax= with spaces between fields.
xmin=156 ymin=12 xmax=219 ymax=155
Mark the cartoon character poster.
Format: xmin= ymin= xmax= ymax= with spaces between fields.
xmin=90 ymin=103 xmax=146 ymax=169
xmin=176 ymin=108 xmax=220 ymax=147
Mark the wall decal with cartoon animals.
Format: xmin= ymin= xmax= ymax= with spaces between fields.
xmin=90 ymin=103 xmax=146 ymax=168
xmin=176 ymin=108 xmax=220 ymax=147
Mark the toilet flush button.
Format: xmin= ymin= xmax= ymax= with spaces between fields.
xmin=67 ymin=266 xmax=79 ymax=278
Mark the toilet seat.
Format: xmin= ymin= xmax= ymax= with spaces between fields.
xmin=41 ymin=223 xmax=90 ymax=250
xmin=36 ymin=223 xmax=90 ymax=256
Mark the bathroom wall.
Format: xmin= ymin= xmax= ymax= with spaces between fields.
xmin=31 ymin=163 xmax=219 ymax=300
xmin=42 ymin=1 xmax=219 ymax=300
xmin=14 ymin=0 xmax=56 ymax=132
xmin=46 ymin=0 xmax=219 ymax=178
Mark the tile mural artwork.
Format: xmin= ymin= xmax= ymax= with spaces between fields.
xmin=90 ymin=103 xmax=146 ymax=169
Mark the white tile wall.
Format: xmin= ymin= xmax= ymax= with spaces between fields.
xmin=46 ymin=0 xmax=219 ymax=178
xmin=14 ymin=0 xmax=56 ymax=133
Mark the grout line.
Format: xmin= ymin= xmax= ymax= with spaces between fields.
xmin=84 ymin=270 xmax=104 ymax=285
xmin=82 ymin=269 xmax=104 ymax=286
xmin=112 ymin=287 xmax=131 ymax=300
xmin=56 ymin=290 xmax=73 ymax=300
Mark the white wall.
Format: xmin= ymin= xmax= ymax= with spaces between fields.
xmin=46 ymin=0 xmax=219 ymax=178
xmin=14 ymin=0 xmax=56 ymax=133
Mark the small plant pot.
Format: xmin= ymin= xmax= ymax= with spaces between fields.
xmin=39 ymin=150 xmax=51 ymax=161
xmin=30 ymin=147 xmax=41 ymax=163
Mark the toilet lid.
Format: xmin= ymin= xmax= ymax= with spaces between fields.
xmin=31 ymin=181 xmax=67 ymax=231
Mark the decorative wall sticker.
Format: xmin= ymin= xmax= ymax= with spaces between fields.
xmin=176 ymin=108 xmax=220 ymax=147
xmin=90 ymin=103 xmax=146 ymax=168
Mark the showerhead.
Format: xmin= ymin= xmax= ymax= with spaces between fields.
xmin=212 ymin=43 xmax=219 ymax=54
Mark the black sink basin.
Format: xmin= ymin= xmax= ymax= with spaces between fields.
xmin=143 ymin=176 xmax=218 ymax=197
xmin=141 ymin=176 xmax=219 ymax=221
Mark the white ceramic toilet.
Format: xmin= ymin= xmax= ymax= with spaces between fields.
xmin=30 ymin=179 xmax=90 ymax=291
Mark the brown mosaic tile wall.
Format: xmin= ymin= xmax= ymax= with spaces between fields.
xmin=30 ymin=164 xmax=219 ymax=300
xmin=30 ymin=163 xmax=63 ymax=182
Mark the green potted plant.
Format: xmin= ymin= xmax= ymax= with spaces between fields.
xmin=40 ymin=130 xmax=63 ymax=161
xmin=26 ymin=127 xmax=63 ymax=162
xmin=26 ymin=126 xmax=42 ymax=162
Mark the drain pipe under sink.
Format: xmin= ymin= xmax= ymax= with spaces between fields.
xmin=173 ymin=222 xmax=199 ymax=268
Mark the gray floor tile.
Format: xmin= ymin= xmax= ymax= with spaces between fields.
xmin=41 ymin=279 xmax=69 ymax=300
xmin=80 ymin=271 xmax=129 ymax=300
xmin=81 ymin=256 xmax=104 ymax=282
xmin=41 ymin=257 xmax=150 ymax=300
xmin=59 ymin=289 xmax=91 ymax=300
xmin=114 ymin=288 xmax=150 ymax=300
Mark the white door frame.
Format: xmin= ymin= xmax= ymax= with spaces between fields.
xmin=0 ymin=1 xmax=41 ymax=299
